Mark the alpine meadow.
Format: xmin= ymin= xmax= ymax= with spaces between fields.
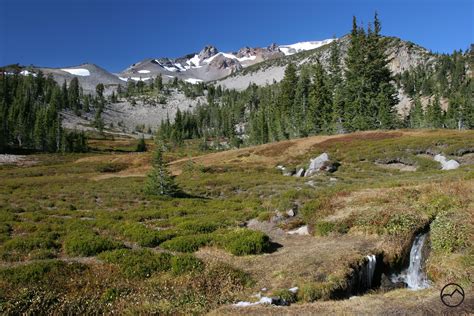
xmin=0 ymin=3 xmax=473 ymax=315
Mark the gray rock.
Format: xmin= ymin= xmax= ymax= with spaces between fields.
xmin=304 ymin=153 xmax=329 ymax=177
xmin=271 ymin=211 xmax=284 ymax=223
xmin=287 ymin=208 xmax=296 ymax=217
xmin=434 ymin=154 xmax=460 ymax=170
xmin=198 ymin=45 xmax=219 ymax=60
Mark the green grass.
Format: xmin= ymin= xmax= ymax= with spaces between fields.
xmin=0 ymin=130 xmax=472 ymax=314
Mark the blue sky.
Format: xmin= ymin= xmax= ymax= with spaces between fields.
xmin=1 ymin=0 xmax=472 ymax=72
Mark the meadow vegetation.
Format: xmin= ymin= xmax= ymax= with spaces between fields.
xmin=0 ymin=129 xmax=472 ymax=314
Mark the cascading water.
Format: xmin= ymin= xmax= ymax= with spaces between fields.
xmin=366 ymin=255 xmax=376 ymax=288
xmin=350 ymin=254 xmax=378 ymax=296
xmin=391 ymin=233 xmax=430 ymax=290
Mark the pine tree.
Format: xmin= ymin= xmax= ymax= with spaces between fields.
xmin=155 ymin=74 xmax=163 ymax=92
xmin=342 ymin=16 xmax=368 ymax=131
xmin=292 ymin=66 xmax=310 ymax=137
xmin=68 ymin=77 xmax=80 ymax=114
xmin=145 ymin=142 xmax=180 ymax=197
xmin=408 ymin=97 xmax=424 ymax=128
xmin=328 ymin=38 xmax=342 ymax=90
xmin=308 ymin=61 xmax=332 ymax=133
xmin=136 ymin=135 xmax=147 ymax=152
xmin=61 ymin=80 xmax=69 ymax=108
xmin=425 ymin=94 xmax=444 ymax=128
xmin=279 ymin=63 xmax=298 ymax=113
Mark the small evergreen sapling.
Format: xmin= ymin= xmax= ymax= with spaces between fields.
xmin=145 ymin=142 xmax=179 ymax=197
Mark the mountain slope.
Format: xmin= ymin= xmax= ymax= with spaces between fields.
xmin=38 ymin=63 xmax=123 ymax=95
xmin=216 ymin=36 xmax=435 ymax=91
xmin=118 ymin=40 xmax=335 ymax=83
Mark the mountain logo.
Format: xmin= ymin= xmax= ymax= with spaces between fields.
xmin=440 ymin=283 xmax=465 ymax=307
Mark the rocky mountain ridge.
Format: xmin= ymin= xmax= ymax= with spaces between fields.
xmin=118 ymin=39 xmax=334 ymax=83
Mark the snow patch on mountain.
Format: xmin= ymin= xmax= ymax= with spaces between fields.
xmin=138 ymin=70 xmax=150 ymax=74
xmin=204 ymin=52 xmax=257 ymax=64
xmin=185 ymin=78 xmax=203 ymax=84
xmin=164 ymin=66 xmax=178 ymax=72
xmin=20 ymin=70 xmax=37 ymax=77
xmin=279 ymin=39 xmax=335 ymax=56
xmin=61 ymin=68 xmax=91 ymax=76
xmin=131 ymin=77 xmax=151 ymax=81
xmin=188 ymin=55 xmax=202 ymax=67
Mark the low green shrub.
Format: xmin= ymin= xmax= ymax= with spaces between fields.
xmin=297 ymin=282 xmax=333 ymax=302
xmin=64 ymin=231 xmax=123 ymax=256
xmin=1 ymin=232 xmax=59 ymax=261
xmin=418 ymin=193 xmax=458 ymax=220
xmin=117 ymin=223 xmax=176 ymax=247
xmin=171 ymin=254 xmax=204 ymax=275
xmin=272 ymin=288 xmax=297 ymax=304
xmin=430 ymin=211 xmax=467 ymax=253
xmin=384 ymin=213 xmax=424 ymax=235
xmin=28 ymin=249 xmax=57 ymax=260
xmin=177 ymin=220 xmax=220 ymax=234
xmin=0 ymin=260 xmax=85 ymax=284
xmin=161 ymin=234 xmax=212 ymax=253
xmin=98 ymin=249 xmax=172 ymax=278
xmin=214 ymin=229 xmax=270 ymax=256
xmin=314 ymin=221 xmax=335 ymax=236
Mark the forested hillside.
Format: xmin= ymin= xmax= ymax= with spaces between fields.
xmin=157 ymin=15 xmax=473 ymax=147
xmin=1 ymin=14 xmax=472 ymax=153
xmin=0 ymin=72 xmax=90 ymax=152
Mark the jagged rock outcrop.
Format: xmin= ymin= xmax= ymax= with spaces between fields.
xmin=198 ymin=45 xmax=219 ymax=60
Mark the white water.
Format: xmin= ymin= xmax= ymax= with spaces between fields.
xmin=391 ymin=233 xmax=430 ymax=290
xmin=366 ymin=255 xmax=377 ymax=288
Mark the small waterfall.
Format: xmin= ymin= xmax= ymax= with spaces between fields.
xmin=366 ymin=255 xmax=376 ymax=288
xmin=391 ymin=233 xmax=429 ymax=290
xmin=348 ymin=254 xmax=378 ymax=296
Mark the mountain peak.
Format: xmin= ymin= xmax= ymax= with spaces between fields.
xmin=198 ymin=45 xmax=219 ymax=60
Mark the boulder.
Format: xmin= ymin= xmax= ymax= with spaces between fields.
xmin=288 ymin=225 xmax=309 ymax=235
xmin=287 ymin=208 xmax=296 ymax=217
xmin=304 ymin=153 xmax=339 ymax=176
xmin=434 ymin=154 xmax=460 ymax=170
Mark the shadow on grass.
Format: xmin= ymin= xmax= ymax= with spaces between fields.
xmin=266 ymin=241 xmax=283 ymax=254
xmin=174 ymin=191 xmax=210 ymax=199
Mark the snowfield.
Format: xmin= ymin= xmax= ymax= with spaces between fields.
xmin=204 ymin=52 xmax=258 ymax=64
xmin=61 ymin=68 xmax=91 ymax=76
xmin=138 ymin=70 xmax=150 ymax=74
xmin=185 ymin=78 xmax=203 ymax=84
xmin=20 ymin=70 xmax=37 ymax=77
xmin=131 ymin=77 xmax=151 ymax=81
xmin=279 ymin=39 xmax=335 ymax=55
